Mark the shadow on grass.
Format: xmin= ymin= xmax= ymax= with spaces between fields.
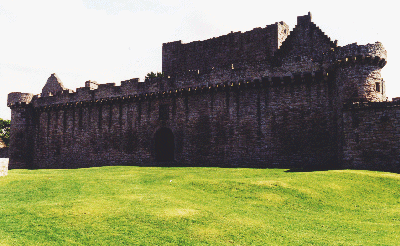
xmin=285 ymin=167 xmax=341 ymax=173
xmin=9 ymin=160 xmax=400 ymax=174
xmin=285 ymin=166 xmax=400 ymax=174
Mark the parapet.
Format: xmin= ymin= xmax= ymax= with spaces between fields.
xmin=393 ymin=97 xmax=400 ymax=102
xmin=162 ymin=40 xmax=182 ymax=49
xmin=162 ymin=20 xmax=289 ymax=77
xmin=85 ymin=80 xmax=99 ymax=90
xmin=23 ymin=75 xmax=157 ymax=108
xmin=6 ymin=13 xmax=390 ymax=110
xmin=7 ymin=92 xmax=34 ymax=107
xmin=121 ymin=78 xmax=140 ymax=87
xmin=335 ymin=42 xmax=387 ymax=62
xmin=297 ymin=12 xmax=312 ymax=26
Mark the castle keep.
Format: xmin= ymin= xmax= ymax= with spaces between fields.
xmin=7 ymin=13 xmax=400 ymax=171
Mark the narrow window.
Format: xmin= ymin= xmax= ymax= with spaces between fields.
xmin=375 ymin=82 xmax=381 ymax=92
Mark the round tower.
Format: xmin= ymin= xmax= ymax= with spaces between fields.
xmin=7 ymin=92 xmax=35 ymax=168
xmin=335 ymin=42 xmax=387 ymax=103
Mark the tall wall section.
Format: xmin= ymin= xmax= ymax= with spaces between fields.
xmin=343 ymin=102 xmax=400 ymax=172
xmin=10 ymin=74 xmax=337 ymax=169
xmin=329 ymin=42 xmax=388 ymax=166
xmin=162 ymin=22 xmax=290 ymax=77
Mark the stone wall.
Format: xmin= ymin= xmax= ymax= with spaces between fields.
xmin=7 ymin=13 xmax=396 ymax=172
xmin=343 ymin=102 xmax=400 ymax=172
xmin=162 ymin=22 xmax=289 ymax=77
xmin=0 ymin=158 xmax=8 ymax=176
xmin=26 ymin=74 xmax=336 ymax=169
xmin=0 ymin=147 xmax=8 ymax=158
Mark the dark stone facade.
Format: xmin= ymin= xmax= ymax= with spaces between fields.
xmin=7 ymin=13 xmax=398 ymax=172
xmin=0 ymin=148 xmax=8 ymax=158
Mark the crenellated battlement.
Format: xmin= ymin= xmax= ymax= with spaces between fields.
xmin=8 ymin=11 xmax=388 ymax=109
xmin=9 ymin=70 xmax=331 ymax=110
xmin=85 ymin=80 xmax=99 ymax=90
xmin=9 ymin=44 xmax=387 ymax=110
xmin=334 ymin=42 xmax=387 ymax=66
xmin=344 ymin=100 xmax=400 ymax=110
xmin=7 ymin=92 xmax=34 ymax=107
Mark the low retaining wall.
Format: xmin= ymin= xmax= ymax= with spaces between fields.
xmin=0 ymin=158 xmax=8 ymax=176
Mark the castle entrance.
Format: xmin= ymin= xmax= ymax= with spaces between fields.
xmin=155 ymin=127 xmax=175 ymax=162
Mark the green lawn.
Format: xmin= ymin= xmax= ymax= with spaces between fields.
xmin=0 ymin=167 xmax=399 ymax=245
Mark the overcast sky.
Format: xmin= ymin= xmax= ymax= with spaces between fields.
xmin=0 ymin=0 xmax=398 ymax=119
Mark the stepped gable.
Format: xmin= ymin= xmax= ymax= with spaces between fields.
xmin=274 ymin=12 xmax=337 ymax=65
xmin=41 ymin=73 xmax=69 ymax=97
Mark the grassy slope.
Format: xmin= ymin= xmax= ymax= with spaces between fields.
xmin=0 ymin=167 xmax=399 ymax=245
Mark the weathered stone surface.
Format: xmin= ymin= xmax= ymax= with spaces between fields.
xmin=0 ymin=147 xmax=8 ymax=158
xmin=162 ymin=21 xmax=290 ymax=78
xmin=41 ymin=73 xmax=70 ymax=97
xmin=342 ymin=102 xmax=400 ymax=172
xmin=6 ymin=13 xmax=397 ymax=172
xmin=0 ymin=158 xmax=8 ymax=176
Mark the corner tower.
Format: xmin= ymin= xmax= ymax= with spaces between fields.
xmin=7 ymin=92 xmax=34 ymax=168
xmin=335 ymin=42 xmax=387 ymax=102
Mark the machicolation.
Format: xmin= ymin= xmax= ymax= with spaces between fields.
xmin=7 ymin=13 xmax=399 ymax=172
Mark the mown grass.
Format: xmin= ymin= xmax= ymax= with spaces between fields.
xmin=0 ymin=167 xmax=399 ymax=245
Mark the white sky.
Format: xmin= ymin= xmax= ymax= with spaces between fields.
xmin=0 ymin=0 xmax=398 ymax=119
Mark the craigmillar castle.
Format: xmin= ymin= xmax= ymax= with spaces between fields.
xmin=7 ymin=13 xmax=400 ymax=172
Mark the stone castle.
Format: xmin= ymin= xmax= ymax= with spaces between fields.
xmin=7 ymin=13 xmax=400 ymax=172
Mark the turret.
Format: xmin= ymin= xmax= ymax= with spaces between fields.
xmin=7 ymin=92 xmax=35 ymax=168
xmin=335 ymin=42 xmax=387 ymax=102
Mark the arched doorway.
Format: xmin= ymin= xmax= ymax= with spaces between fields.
xmin=155 ymin=127 xmax=175 ymax=162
